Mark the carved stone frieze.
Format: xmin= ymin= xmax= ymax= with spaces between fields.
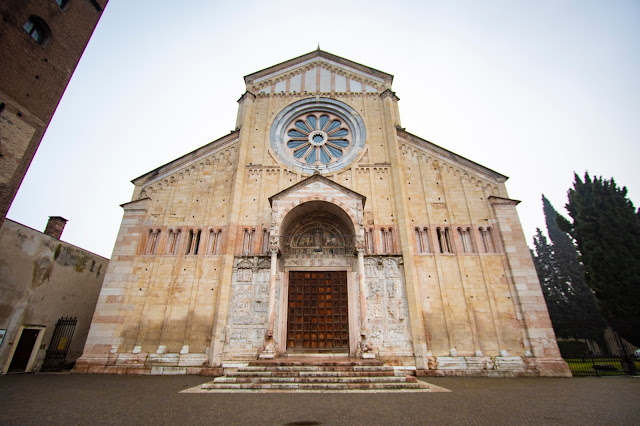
xmin=364 ymin=256 xmax=413 ymax=353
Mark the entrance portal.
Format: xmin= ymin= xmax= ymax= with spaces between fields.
xmin=286 ymin=271 xmax=349 ymax=351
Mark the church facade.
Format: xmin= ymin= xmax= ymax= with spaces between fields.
xmin=76 ymin=50 xmax=570 ymax=377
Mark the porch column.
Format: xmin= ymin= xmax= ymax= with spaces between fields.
xmin=260 ymin=247 xmax=278 ymax=358
xmin=357 ymin=247 xmax=375 ymax=358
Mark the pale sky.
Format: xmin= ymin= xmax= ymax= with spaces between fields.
xmin=8 ymin=0 xmax=640 ymax=258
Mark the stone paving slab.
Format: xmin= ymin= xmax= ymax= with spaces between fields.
xmin=1 ymin=374 xmax=638 ymax=425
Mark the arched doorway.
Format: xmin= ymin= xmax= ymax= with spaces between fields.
xmin=277 ymin=201 xmax=359 ymax=354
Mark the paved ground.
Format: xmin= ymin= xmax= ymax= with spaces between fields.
xmin=0 ymin=373 xmax=638 ymax=425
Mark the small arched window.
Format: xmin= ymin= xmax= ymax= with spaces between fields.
xmin=423 ymin=227 xmax=431 ymax=253
xmin=56 ymin=0 xmax=69 ymax=9
xmin=23 ymin=16 xmax=50 ymax=45
xmin=214 ymin=230 xmax=222 ymax=255
xmin=262 ymin=229 xmax=269 ymax=254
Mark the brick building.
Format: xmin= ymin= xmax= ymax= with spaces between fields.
xmin=77 ymin=50 xmax=570 ymax=377
xmin=0 ymin=0 xmax=108 ymax=227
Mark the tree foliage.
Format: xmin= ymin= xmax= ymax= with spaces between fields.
xmin=532 ymin=196 xmax=604 ymax=339
xmin=564 ymin=173 xmax=640 ymax=346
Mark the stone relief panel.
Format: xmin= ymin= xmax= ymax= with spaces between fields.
xmin=364 ymin=256 xmax=413 ymax=354
xmin=227 ymin=257 xmax=272 ymax=352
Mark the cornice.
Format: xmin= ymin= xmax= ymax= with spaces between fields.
xmin=397 ymin=127 xmax=508 ymax=183
xmin=244 ymin=50 xmax=393 ymax=85
xmin=132 ymin=130 xmax=240 ymax=186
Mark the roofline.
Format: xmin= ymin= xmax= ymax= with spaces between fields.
xmin=268 ymin=174 xmax=366 ymax=207
xmin=2 ymin=218 xmax=110 ymax=261
xmin=132 ymin=130 xmax=240 ymax=185
xmin=396 ymin=128 xmax=509 ymax=182
xmin=244 ymin=49 xmax=394 ymax=85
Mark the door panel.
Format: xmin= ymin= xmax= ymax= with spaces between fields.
xmin=287 ymin=271 xmax=348 ymax=351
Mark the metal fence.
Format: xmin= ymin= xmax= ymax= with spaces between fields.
xmin=41 ymin=317 xmax=77 ymax=372
xmin=554 ymin=321 xmax=639 ymax=376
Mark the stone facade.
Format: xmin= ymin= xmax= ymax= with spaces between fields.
xmin=76 ymin=50 xmax=570 ymax=377
xmin=0 ymin=218 xmax=108 ymax=373
xmin=0 ymin=0 xmax=108 ymax=226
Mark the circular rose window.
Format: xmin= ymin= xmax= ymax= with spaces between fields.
xmin=270 ymin=98 xmax=366 ymax=174
xmin=285 ymin=112 xmax=351 ymax=166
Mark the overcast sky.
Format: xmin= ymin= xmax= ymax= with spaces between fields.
xmin=8 ymin=0 xmax=640 ymax=258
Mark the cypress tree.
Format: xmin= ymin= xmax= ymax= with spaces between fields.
xmin=563 ymin=173 xmax=640 ymax=346
xmin=532 ymin=228 xmax=571 ymax=334
xmin=542 ymin=195 xmax=603 ymax=328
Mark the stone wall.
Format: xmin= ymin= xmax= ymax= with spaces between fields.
xmin=0 ymin=219 xmax=108 ymax=372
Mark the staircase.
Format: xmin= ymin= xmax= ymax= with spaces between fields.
xmin=189 ymin=357 xmax=431 ymax=393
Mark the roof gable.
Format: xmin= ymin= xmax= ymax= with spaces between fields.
xmin=268 ymin=173 xmax=366 ymax=207
xmin=245 ymin=50 xmax=393 ymax=96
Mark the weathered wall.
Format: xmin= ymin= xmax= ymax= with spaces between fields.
xmin=0 ymin=219 xmax=108 ymax=372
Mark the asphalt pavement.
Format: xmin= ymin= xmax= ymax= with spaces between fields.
xmin=1 ymin=373 xmax=638 ymax=425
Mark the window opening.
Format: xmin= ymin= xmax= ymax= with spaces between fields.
xmin=262 ymin=229 xmax=269 ymax=254
xmin=214 ymin=230 xmax=222 ymax=255
xmin=444 ymin=227 xmax=453 ymax=253
xmin=23 ymin=16 xmax=50 ymax=45
xmin=185 ymin=230 xmax=194 ymax=255
xmin=193 ymin=230 xmax=201 ymax=255
xmin=423 ymin=227 xmax=431 ymax=253
xmin=173 ymin=230 xmax=182 ymax=255
xmin=436 ymin=228 xmax=444 ymax=253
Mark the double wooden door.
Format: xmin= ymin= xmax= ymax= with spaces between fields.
xmin=287 ymin=271 xmax=349 ymax=351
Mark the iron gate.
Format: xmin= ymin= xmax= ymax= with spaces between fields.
xmin=41 ymin=317 xmax=77 ymax=372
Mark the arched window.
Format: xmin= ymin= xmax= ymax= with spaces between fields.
xmin=479 ymin=227 xmax=496 ymax=253
xmin=422 ymin=227 xmax=431 ymax=253
xmin=458 ymin=227 xmax=472 ymax=253
xmin=193 ymin=230 xmax=202 ymax=255
xmin=486 ymin=227 xmax=496 ymax=252
xmin=214 ymin=230 xmax=222 ymax=255
xmin=145 ymin=230 xmax=154 ymax=254
xmin=146 ymin=229 xmax=160 ymax=254
xmin=262 ymin=229 xmax=269 ymax=254
xmin=387 ymin=228 xmax=394 ymax=254
xmin=23 ymin=16 xmax=50 ymax=45
xmin=185 ymin=230 xmax=194 ymax=255
xmin=436 ymin=227 xmax=444 ymax=253
xmin=55 ymin=0 xmax=69 ymax=9
xmin=415 ymin=228 xmax=423 ymax=253
xmin=172 ymin=230 xmax=182 ymax=255
xmin=207 ymin=229 xmax=215 ymax=254
xmin=366 ymin=228 xmax=374 ymax=254
xmin=444 ymin=227 xmax=453 ymax=253
xmin=380 ymin=229 xmax=387 ymax=254
xmin=167 ymin=230 xmax=175 ymax=253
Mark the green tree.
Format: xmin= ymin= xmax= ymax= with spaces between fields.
xmin=561 ymin=173 xmax=640 ymax=346
xmin=542 ymin=195 xmax=603 ymax=327
xmin=532 ymin=228 xmax=571 ymax=334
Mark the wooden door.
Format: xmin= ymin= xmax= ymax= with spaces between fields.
xmin=287 ymin=271 xmax=349 ymax=351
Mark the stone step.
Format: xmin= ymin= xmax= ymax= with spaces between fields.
xmin=232 ymin=369 xmax=397 ymax=377
xmin=213 ymin=376 xmax=413 ymax=384
xmin=201 ymin=381 xmax=427 ymax=391
xmin=201 ymin=361 xmax=425 ymax=393
xmin=236 ymin=365 xmax=395 ymax=372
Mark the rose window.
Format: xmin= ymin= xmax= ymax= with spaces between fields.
xmin=284 ymin=112 xmax=351 ymax=166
